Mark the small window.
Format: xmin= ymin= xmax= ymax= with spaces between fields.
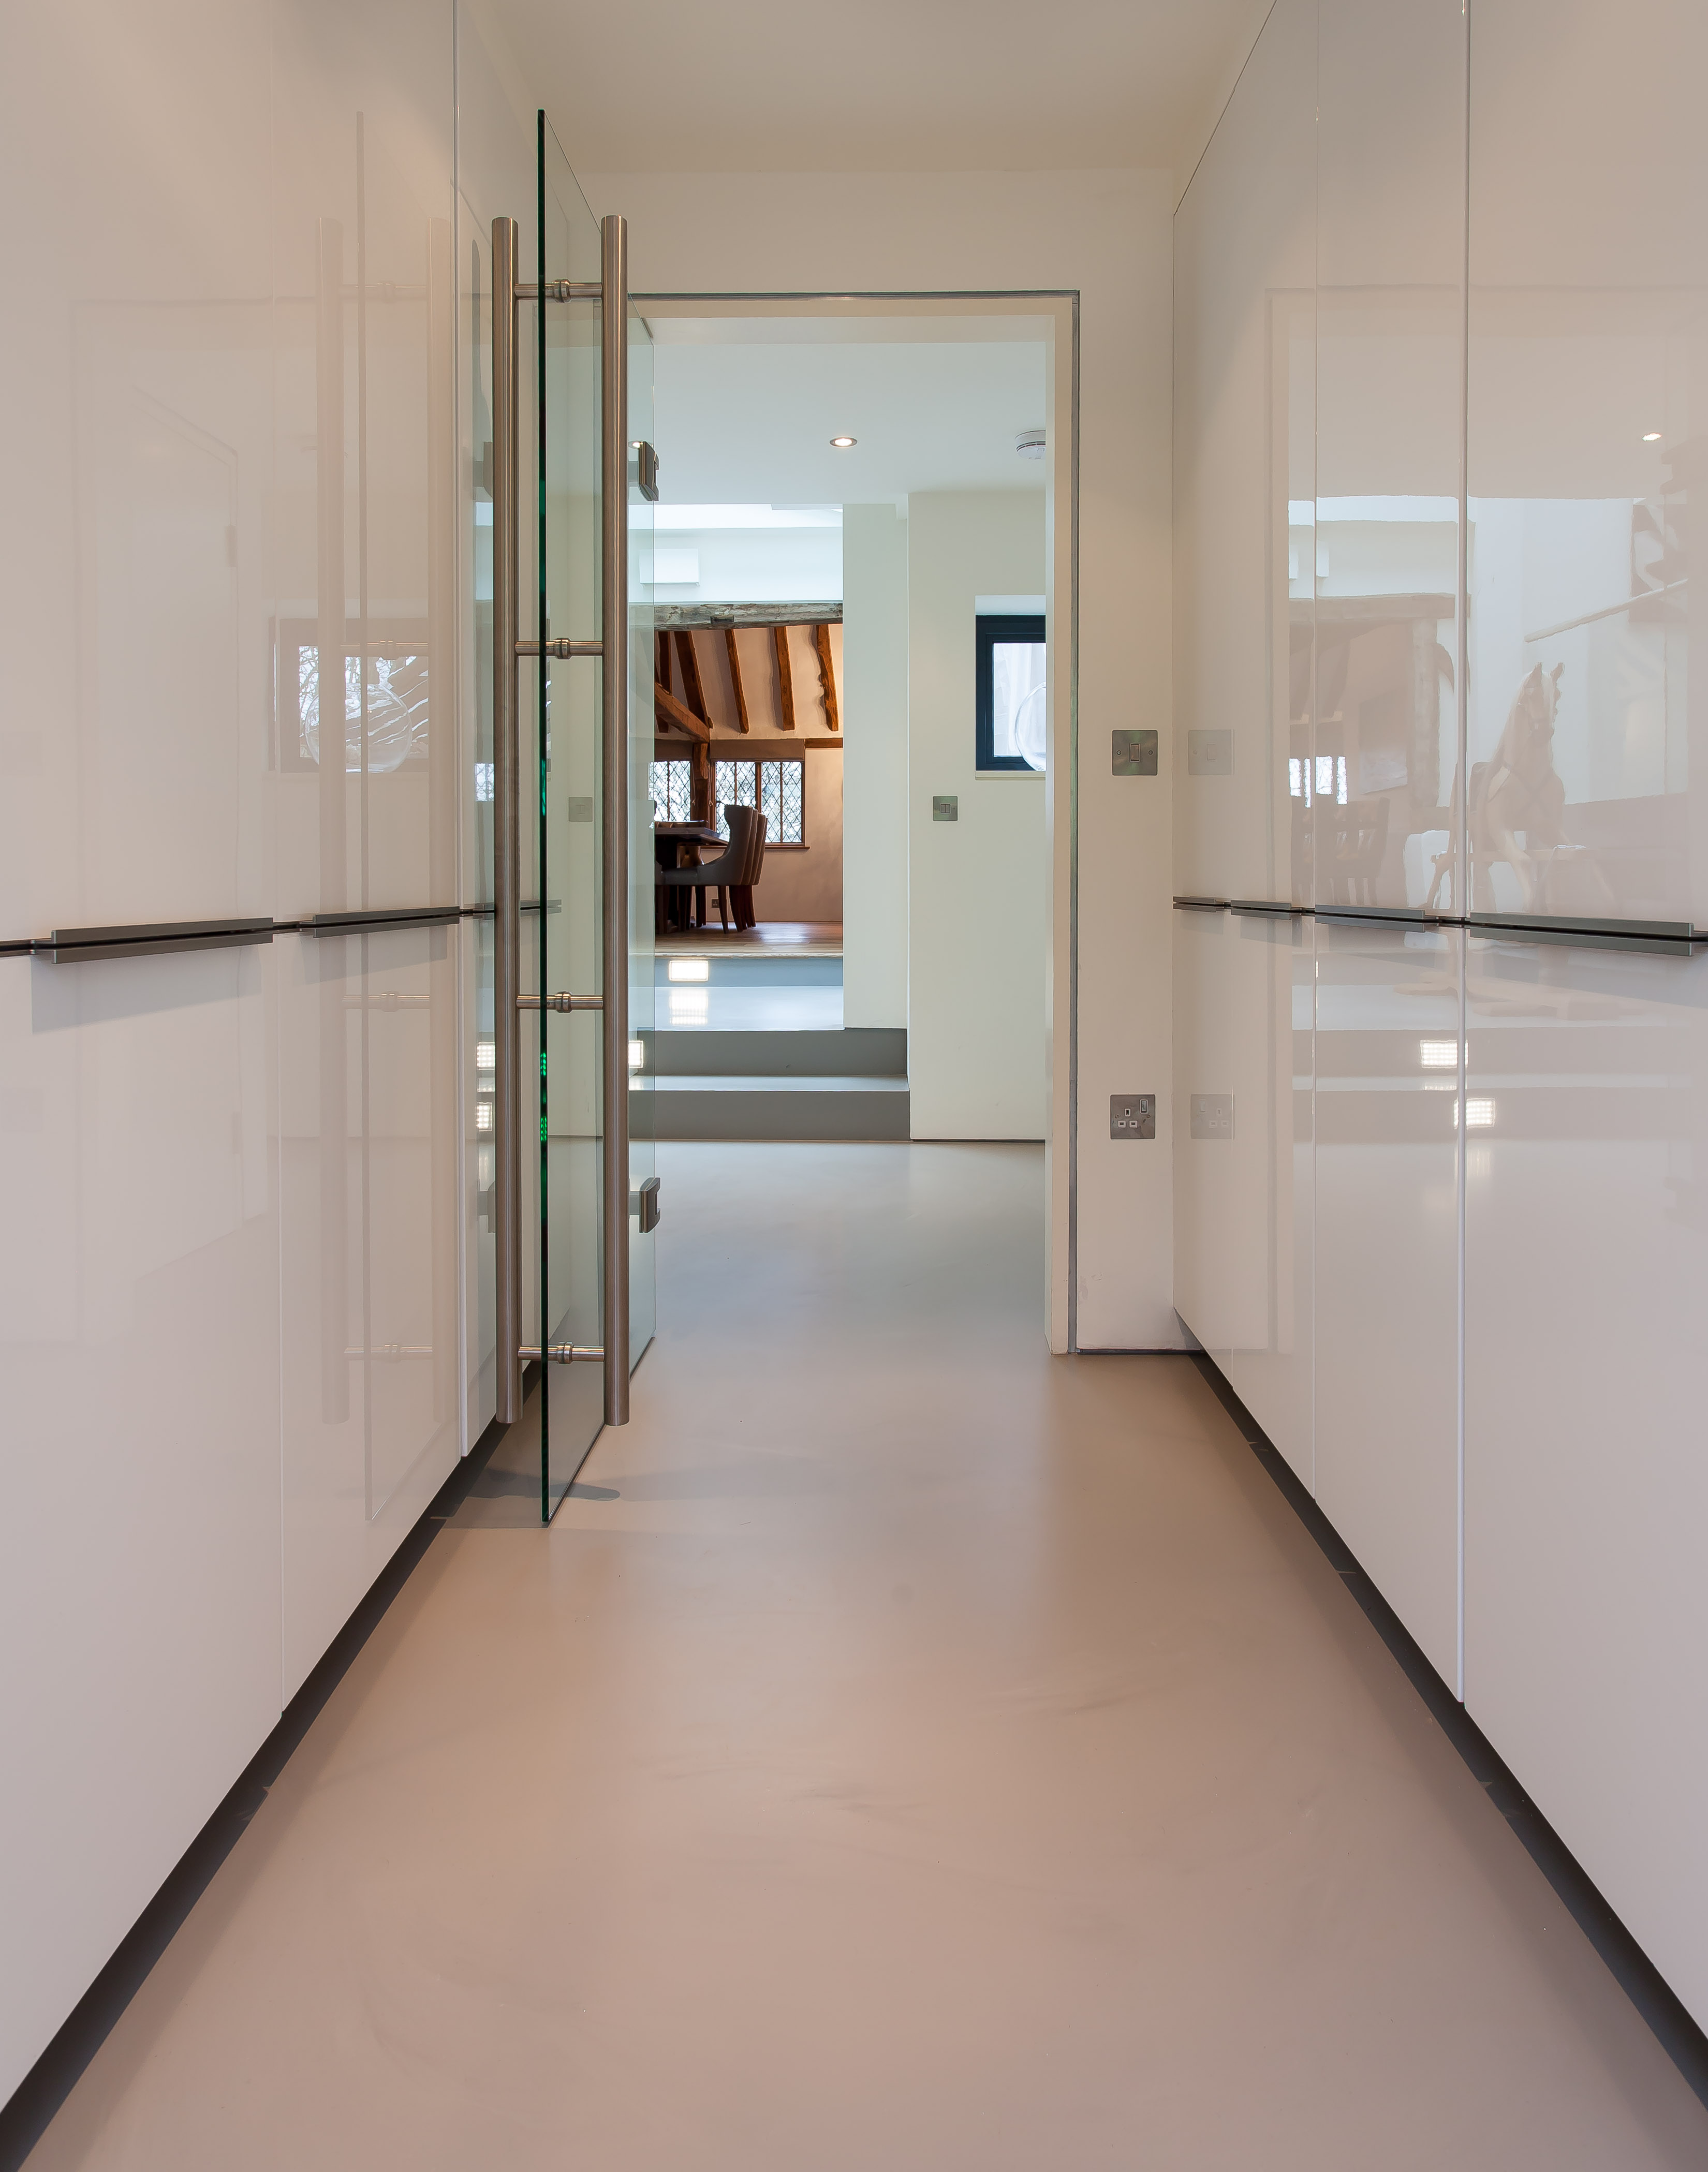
xmin=649 ymin=759 xmax=692 ymax=824
xmin=713 ymin=758 xmax=804 ymax=845
xmin=976 ymin=613 xmax=1046 ymax=773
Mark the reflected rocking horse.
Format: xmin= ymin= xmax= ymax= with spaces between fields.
xmin=1424 ymin=662 xmax=1614 ymax=914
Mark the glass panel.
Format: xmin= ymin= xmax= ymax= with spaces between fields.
xmin=537 ymin=113 xmax=605 ymax=1517
xmin=991 ymin=643 xmax=1047 ymax=766
xmin=535 ymin=112 xmax=656 ymax=1518
xmin=627 ymin=277 xmax=657 ymax=1376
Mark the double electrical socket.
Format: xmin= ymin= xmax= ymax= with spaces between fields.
xmin=1190 ymin=1093 xmax=1234 ymax=1139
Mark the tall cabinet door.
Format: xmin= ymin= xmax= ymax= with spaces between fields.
xmin=1311 ymin=0 xmax=1467 ymax=1689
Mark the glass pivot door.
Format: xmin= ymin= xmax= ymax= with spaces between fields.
xmin=491 ymin=114 xmax=655 ymax=1520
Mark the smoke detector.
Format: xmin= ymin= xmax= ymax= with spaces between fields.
xmin=1015 ymin=428 xmax=1046 ymax=461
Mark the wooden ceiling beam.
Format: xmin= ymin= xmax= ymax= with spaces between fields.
xmin=772 ymin=624 xmax=796 ymax=731
xmin=673 ymin=629 xmax=711 ymax=725
xmin=655 ymin=681 xmax=712 ymax=741
xmin=813 ymin=623 xmax=840 ymax=732
xmin=724 ymin=627 xmax=752 ymax=734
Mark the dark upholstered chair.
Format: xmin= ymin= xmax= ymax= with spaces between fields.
xmin=728 ymin=806 xmax=768 ymax=931
xmin=657 ymin=805 xmax=764 ymax=930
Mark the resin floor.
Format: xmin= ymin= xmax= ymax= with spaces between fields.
xmin=23 ymin=1145 xmax=1708 ymax=2169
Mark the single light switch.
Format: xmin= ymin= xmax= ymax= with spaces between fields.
xmin=1111 ymin=730 xmax=1157 ymax=776
xmin=1190 ymin=1093 xmax=1234 ymax=1140
xmin=932 ymin=795 xmax=959 ymax=822
xmin=1187 ymin=729 xmax=1233 ymax=778
xmin=567 ymin=795 xmax=594 ymax=822
xmin=1110 ymin=1094 xmax=1155 ymax=1140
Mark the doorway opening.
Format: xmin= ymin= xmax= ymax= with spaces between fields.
xmin=634 ymin=298 xmax=1070 ymax=1153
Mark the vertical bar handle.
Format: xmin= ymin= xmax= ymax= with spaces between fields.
xmin=601 ymin=213 xmax=631 ymax=1426
xmin=491 ymin=215 xmax=523 ymax=1427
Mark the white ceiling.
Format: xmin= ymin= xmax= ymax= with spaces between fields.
xmin=646 ymin=319 xmax=1049 ymax=505
xmin=490 ymin=0 xmax=1268 ymax=180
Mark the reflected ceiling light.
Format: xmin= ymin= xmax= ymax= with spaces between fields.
xmin=1644 ymin=431 xmax=1662 ymax=441
xmin=830 ymin=435 xmax=857 ymax=448
xmin=667 ymin=957 xmax=710 ymax=983
xmin=1419 ymin=1039 xmax=1459 ymax=1070
xmin=628 ymin=1039 xmax=645 ymax=1070
xmin=1016 ymin=428 xmax=1046 ymax=460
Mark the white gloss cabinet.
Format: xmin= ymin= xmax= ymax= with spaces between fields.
xmin=1174 ymin=0 xmax=1708 ymax=2046
xmin=1173 ymin=908 xmax=1314 ymax=1485
xmin=1313 ymin=923 xmax=1461 ymax=1686
xmin=1172 ymin=0 xmax=1314 ymax=910
xmin=0 ymin=948 xmax=283 ymax=2099
xmin=1465 ymin=937 xmax=1708 ymax=2027
xmin=0 ymin=0 xmax=476 ymax=2104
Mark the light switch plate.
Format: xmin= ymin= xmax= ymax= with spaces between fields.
xmin=1110 ymin=1093 xmax=1155 ymax=1140
xmin=1111 ymin=729 xmax=1157 ymax=776
xmin=1187 ymin=729 xmax=1233 ymax=777
xmin=932 ymin=795 xmax=959 ymax=822
xmin=567 ymin=795 xmax=594 ymax=822
xmin=1190 ymin=1092 xmax=1234 ymax=1140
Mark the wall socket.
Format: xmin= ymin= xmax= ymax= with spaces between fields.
xmin=1190 ymin=1093 xmax=1234 ymax=1139
xmin=1186 ymin=729 xmax=1233 ymax=777
xmin=1110 ymin=1094 xmax=1156 ymax=1140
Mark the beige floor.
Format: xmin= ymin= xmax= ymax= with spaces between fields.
xmin=27 ymin=1144 xmax=1708 ymax=2169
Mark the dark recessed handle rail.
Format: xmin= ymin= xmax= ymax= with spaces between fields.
xmin=303 ymin=906 xmax=460 ymax=937
xmin=1171 ymin=896 xmax=1229 ymax=912
xmin=32 ymin=918 xmax=274 ymax=964
xmin=1228 ymin=899 xmax=1306 ymax=918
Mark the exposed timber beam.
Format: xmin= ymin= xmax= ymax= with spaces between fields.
xmin=673 ymin=629 xmax=711 ymax=725
xmin=724 ymin=627 xmax=752 ymax=733
xmin=772 ymin=624 xmax=796 ymax=732
xmin=655 ymin=681 xmax=711 ymax=741
xmin=813 ymin=623 xmax=840 ymax=732
xmin=653 ymin=600 xmax=841 ymax=629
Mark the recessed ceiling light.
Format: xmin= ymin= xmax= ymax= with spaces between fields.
xmin=1644 ymin=431 xmax=1662 ymax=441
xmin=830 ymin=435 xmax=857 ymax=449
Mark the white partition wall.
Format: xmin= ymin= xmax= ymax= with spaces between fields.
xmin=0 ymin=0 xmax=511 ymax=2101
xmin=1175 ymin=0 xmax=1708 ymax=2032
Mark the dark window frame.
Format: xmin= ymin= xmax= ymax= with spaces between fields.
xmin=975 ymin=613 xmax=1047 ymax=774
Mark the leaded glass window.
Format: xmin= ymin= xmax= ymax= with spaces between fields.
xmin=649 ymin=759 xmax=691 ymax=825
xmin=712 ymin=758 xmax=804 ymax=845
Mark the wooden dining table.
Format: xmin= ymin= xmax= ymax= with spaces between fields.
xmin=653 ymin=820 xmax=724 ymax=932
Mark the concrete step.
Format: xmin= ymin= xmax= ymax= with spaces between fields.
xmin=634 ymin=1074 xmax=909 ymax=1142
xmin=650 ymin=1027 xmax=906 ymax=1077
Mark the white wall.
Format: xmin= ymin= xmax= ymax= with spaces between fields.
xmin=646 ymin=519 xmax=842 ymax=604
xmin=842 ymin=505 xmax=910 ymax=1029
xmin=906 ymin=493 xmax=1046 ymax=1136
xmin=584 ymin=169 xmax=1180 ymax=1350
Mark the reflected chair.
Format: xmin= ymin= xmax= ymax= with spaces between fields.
xmin=1329 ymin=796 xmax=1390 ymax=905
